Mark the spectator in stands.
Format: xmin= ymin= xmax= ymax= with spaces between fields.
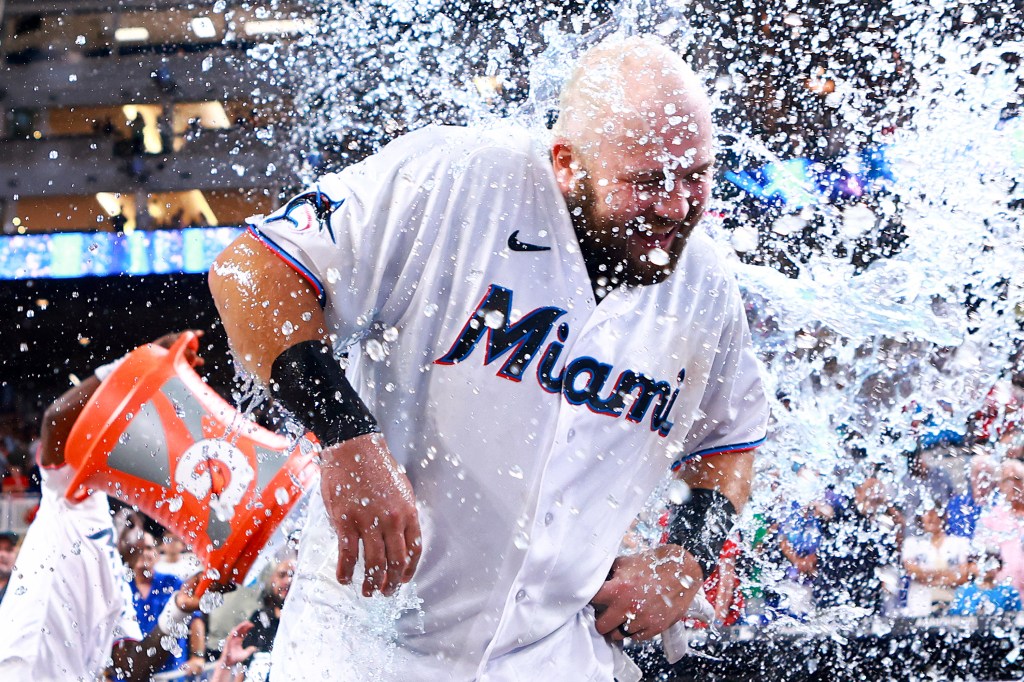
xmin=702 ymin=532 xmax=744 ymax=627
xmin=977 ymin=459 xmax=1024 ymax=597
xmin=948 ymin=456 xmax=999 ymax=538
xmin=207 ymin=579 xmax=263 ymax=662
xmin=948 ymin=550 xmax=1022 ymax=616
xmin=901 ymin=507 xmax=973 ymax=616
xmin=897 ymin=446 xmax=955 ymax=524
xmin=206 ymin=557 xmax=295 ymax=682
xmin=1 ymin=464 xmax=30 ymax=493
xmin=128 ymin=113 xmax=146 ymax=155
xmin=243 ymin=556 xmax=296 ymax=653
xmin=776 ymin=503 xmax=820 ymax=617
xmin=814 ymin=476 xmax=903 ymax=614
xmin=0 ymin=531 xmax=18 ymax=604
xmin=155 ymin=532 xmax=202 ymax=581
xmin=123 ymin=529 xmax=205 ymax=676
xmin=973 ymin=379 xmax=1024 ymax=446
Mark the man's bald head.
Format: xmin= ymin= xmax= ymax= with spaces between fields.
xmin=554 ymin=35 xmax=712 ymax=161
xmin=551 ymin=35 xmax=715 ymax=291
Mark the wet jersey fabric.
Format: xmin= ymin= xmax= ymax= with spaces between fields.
xmin=253 ymin=123 xmax=769 ymax=681
xmin=0 ymin=465 xmax=141 ymax=680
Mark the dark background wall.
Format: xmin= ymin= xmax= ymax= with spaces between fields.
xmin=0 ymin=274 xmax=236 ymax=418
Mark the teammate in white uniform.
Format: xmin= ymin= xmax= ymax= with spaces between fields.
xmin=0 ymin=333 xmax=218 ymax=681
xmin=210 ymin=36 xmax=768 ymax=681
xmin=0 ymin=461 xmax=141 ymax=680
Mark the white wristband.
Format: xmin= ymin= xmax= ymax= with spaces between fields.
xmin=157 ymin=594 xmax=191 ymax=638
xmin=94 ymin=356 xmax=127 ymax=382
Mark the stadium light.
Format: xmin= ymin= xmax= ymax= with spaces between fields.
xmin=114 ymin=27 xmax=150 ymax=43
xmin=243 ymin=19 xmax=314 ymax=36
xmin=190 ymin=17 xmax=217 ymax=39
xmin=95 ymin=193 xmax=123 ymax=217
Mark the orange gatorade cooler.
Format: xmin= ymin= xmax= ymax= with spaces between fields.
xmin=64 ymin=332 xmax=319 ymax=594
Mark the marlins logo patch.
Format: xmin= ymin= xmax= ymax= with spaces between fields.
xmin=266 ymin=188 xmax=344 ymax=242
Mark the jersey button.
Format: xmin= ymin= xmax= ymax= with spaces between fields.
xmin=515 ymin=589 xmax=527 ymax=602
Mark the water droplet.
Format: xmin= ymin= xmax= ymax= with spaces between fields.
xmin=513 ymin=530 xmax=529 ymax=550
xmin=275 ymin=488 xmax=290 ymax=505
xmin=648 ymin=248 xmax=670 ymax=266
xmin=383 ymin=326 xmax=399 ymax=342
xmin=281 ymin=321 xmax=295 ymax=336
xmin=667 ymin=479 xmax=690 ymax=505
xmin=364 ymin=339 xmax=385 ymax=361
xmin=508 ymin=464 xmax=523 ymax=479
xmin=484 ymin=310 xmax=505 ymax=329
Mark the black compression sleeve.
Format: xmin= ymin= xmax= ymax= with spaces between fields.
xmin=269 ymin=340 xmax=380 ymax=446
xmin=667 ymin=488 xmax=737 ymax=580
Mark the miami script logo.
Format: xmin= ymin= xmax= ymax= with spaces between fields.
xmin=435 ymin=284 xmax=684 ymax=437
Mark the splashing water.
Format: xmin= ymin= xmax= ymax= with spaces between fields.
xmin=282 ymin=0 xmax=1017 ymax=491
xmin=249 ymin=0 xmax=1021 ymax=648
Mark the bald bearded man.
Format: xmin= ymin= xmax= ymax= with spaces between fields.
xmin=209 ymin=35 xmax=768 ymax=680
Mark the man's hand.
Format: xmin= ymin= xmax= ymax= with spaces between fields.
xmin=591 ymin=545 xmax=704 ymax=642
xmin=221 ymin=621 xmax=258 ymax=667
xmin=176 ymin=571 xmax=236 ymax=612
xmin=153 ymin=329 xmax=205 ymax=369
xmin=320 ymin=432 xmax=421 ymax=597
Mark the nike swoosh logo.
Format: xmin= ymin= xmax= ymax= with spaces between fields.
xmin=508 ymin=230 xmax=551 ymax=252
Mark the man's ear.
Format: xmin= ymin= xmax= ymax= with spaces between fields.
xmin=551 ymin=141 xmax=579 ymax=195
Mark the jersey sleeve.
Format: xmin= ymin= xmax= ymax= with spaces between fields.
xmin=247 ymin=134 xmax=442 ymax=342
xmin=674 ymin=281 xmax=768 ymax=466
xmin=111 ymin=602 xmax=143 ymax=644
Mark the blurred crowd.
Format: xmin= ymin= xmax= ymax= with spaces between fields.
xmin=0 ymin=420 xmax=40 ymax=496
xmin=709 ymin=373 xmax=1024 ymax=627
xmin=732 ymin=454 xmax=1024 ymax=626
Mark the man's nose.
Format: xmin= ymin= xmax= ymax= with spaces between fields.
xmin=652 ymin=189 xmax=690 ymax=220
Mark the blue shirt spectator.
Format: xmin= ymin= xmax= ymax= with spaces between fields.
xmin=131 ymin=572 xmax=189 ymax=673
xmin=949 ymin=583 xmax=1022 ymax=616
xmin=124 ymin=531 xmax=194 ymax=676
xmin=948 ymin=456 xmax=999 ymax=538
xmin=949 ymin=551 xmax=1022 ymax=616
xmin=947 ymin=490 xmax=982 ymax=538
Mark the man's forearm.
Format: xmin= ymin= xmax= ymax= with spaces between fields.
xmin=110 ymin=629 xmax=175 ymax=681
xmin=668 ymin=450 xmax=755 ymax=578
xmin=678 ymin=450 xmax=754 ymax=512
xmin=39 ymin=375 xmax=102 ymax=468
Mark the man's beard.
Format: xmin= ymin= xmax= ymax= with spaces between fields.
xmin=566 ymin=174 xmax=690 ymax=294
xmin=262 ymin=589 xmax=286 ymax=610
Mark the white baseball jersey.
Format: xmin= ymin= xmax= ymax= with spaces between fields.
xmin=0 ymin=465 xmax=141 ymax=680
xmin=253 ymin=123 xmax=768 ymax=681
